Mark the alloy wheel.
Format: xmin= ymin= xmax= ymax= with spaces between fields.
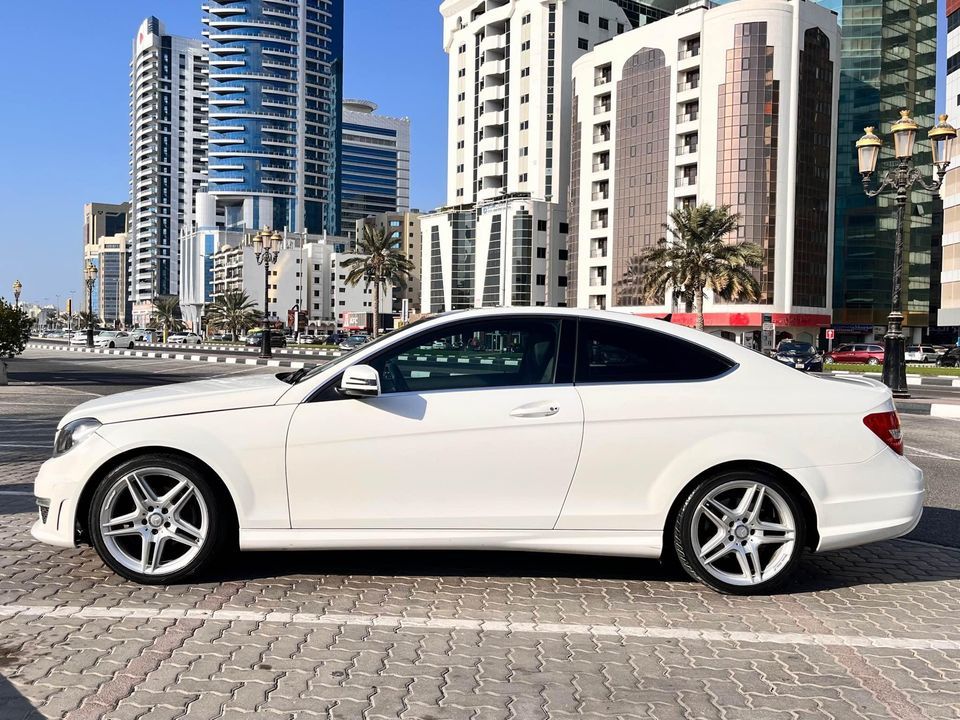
xmin=97 ymin=467 xmax=209 ymax=577
xmin=690 ymin=480 xmax=797 ymax=588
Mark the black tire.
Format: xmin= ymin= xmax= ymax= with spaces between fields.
xmin=867 ymin=358 xmax=880 ymax=366
xmin=88 ymin=453 xmax=233 ymax=584
xmin=108 ymin=342 xmax=115 ymax=348
xmin=674 ymin=470 xmax=806 ymax=595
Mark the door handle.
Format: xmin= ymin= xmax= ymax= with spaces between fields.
xmin=510 ymin=402 xmax=560 ymax=418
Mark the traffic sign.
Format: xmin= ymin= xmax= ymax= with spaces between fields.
xmin=825 ymin=329 xmax=835 ymax=340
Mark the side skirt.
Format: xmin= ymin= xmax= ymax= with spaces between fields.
xmin=239 ymin=529 xmax=663 ymax=558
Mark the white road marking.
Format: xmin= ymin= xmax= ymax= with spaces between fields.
xmin=905 ymin=445 xmax=960 ymax=462
xmin=0 ymin=443 xmax=49 ymax=448
xmin=0 ymin=491 xmax=34 ymax=496
xmin=0 ymin=603 xmax=957 ymax=652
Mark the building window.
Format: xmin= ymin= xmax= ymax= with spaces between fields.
xmin=458 ymin=68 xmax=466 ymax=77
xmin=521 ymin=40 xmax=531 ymax=51
xmin=599 ymin=17 xmax=608 ymax=30
xmin=578 ymin=38 xmax=589 ymax=51
xmin=579 ymin=11 xmax=589 ymax=23
xmin=536 ymin=247 xmax=547 ymax=258
xmin=459 ymin=44 xmax=466 ymax=54
xmin=520 ymin=147 xmax=529 ymax=156
xmin=519 ymin=173 xmax=528 ymax=182
xmin=536 ymin=274 xmax=546 ymax=286
xmin=522 ymin=13 xmax=531 ymax=24
xmin=520 ymin=120 xmax=529 ymax=130
xmin=520 ymin=67 xmax=530 ymax=77
xmin=457 ymin=117 xmax=465 ymax=125
xmin=520 ymin=94 xmax=530 ymax=103
xmin=558 ymin=276 xmax=568 ymax=287
xmin=537 ymin=219 xmax=548 ymax=231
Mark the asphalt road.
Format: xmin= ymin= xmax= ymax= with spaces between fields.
xmin=6 ymin=346 xmax=960 ymax=548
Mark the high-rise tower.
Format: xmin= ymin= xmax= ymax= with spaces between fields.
xmin=202 ymin=0 xmax=344 ymax=235
xmin=129 ymin=17 xmax=208 ymax=326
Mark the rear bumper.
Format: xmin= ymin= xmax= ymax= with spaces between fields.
xmin=792 ymin=450 xmax=924 ymax=553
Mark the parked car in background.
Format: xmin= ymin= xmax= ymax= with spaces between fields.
xmin=168 ymin=332 xmax=202 ymax=345
xmin=825 ymin=344 xmax=885 ymax=365
xmin=129 ymin=329 xmax=156 ymax=342
xmin=208 ymin=333 xmax=235 ymax=342
xmin=33 ymin=307 xmax=923 ymax=594
xmin=245 ymin=330 xmax=287 ymax=348
xmin=94 ymin=331 xmax=134 ymax=349
xmin=68 ymin=332 xmax=90 ymax=346
xmin=294 ymin=334 xmax=320 ymax=345
xmin=339 ymin=334 xmax=370 ymax=351
xmin=905 ymin=345 xmax=940 ymax=364
xmin=937 ymin=347 xmax=960 ymax=368
xmin=773 ymin=340 xmax=823 ymax=373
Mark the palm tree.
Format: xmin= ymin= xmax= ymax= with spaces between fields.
xmin=341 ymin=224 xmax=414 ymax=337
xmin=75 ymin=311 xmax=98 ymax=333
xmin=151 ymin=295 xmax=184 ymax=341
xmin=204 ymin=291 xmax=262 ymax=340
xmin=633 ymin=204 xmax=763 ymax=332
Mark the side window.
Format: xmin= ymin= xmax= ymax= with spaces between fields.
xmin=369 ymin=319 xmax=561 ymax=394
xmin=575 ymin=320 xmax=734 ymax=383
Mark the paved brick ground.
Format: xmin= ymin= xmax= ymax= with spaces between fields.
xmin=2 ymin=368 xmax=960 ymax=718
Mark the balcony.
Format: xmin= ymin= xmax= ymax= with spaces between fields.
xmin=593 ymin=131 xmax=611 ymax=144
xmin=678 ymin=48 xmax=700 ymax=60
xmin=591 ymin=191 xmax=609 ymax=201
xmin=677 ymin=79 xmax=700 ymax=92
xmin=590 ymin=248 xmax=607 ymax=259
xmin=594 ymin=73 xmax=611 ymax=87
xmin=480 ymin=34 xmax=506 ymax=56
xmin=676 ymin=111 xmax=699 ymax=124
xmin=479 ymin=83 xmax=505 ymax=104
xmin=594 ymin=100 xmax=612 ymax=115
xmin=592 ymin=161 xmax=610 ymax=172
xmin=590 ymin=220 xmax=608 ymax=230
xmin=675 ymin=176 xmax=698 ymax=187
xmin=676 ymin=144 xmax=698 ymax=156
xmin=478 ymin=134 xmax=505 ymax=154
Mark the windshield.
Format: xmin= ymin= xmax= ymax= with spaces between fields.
xmin=777 ymin=341 xmax=813 ymax=353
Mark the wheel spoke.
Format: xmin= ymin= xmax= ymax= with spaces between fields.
xmin=700 ymin=505 xmax=726 ymax=529
xmin=704 ymin=497 xmax=734 ymax=522
xmin=125 ymin=473 xmax=156 ymax=511
xmin=756 ymin=529 xmax=796 ymax=545
xmin=168 ymin=485 xmax=195 ymax=517
xmin=167 ymin=526 xmax=202 ymax=549
xmin=700 ymin=530 xmax=727 ymax=564
xmin=744 ymin=544 xmax=763 ymax=582
xmin=746 ymin=485 xmax=766 ymax=522
xmin=701 ymin=537 xmax=733 ymax=566
xmin=160 ymin=479 xmax=189 ymax=506
xmin=101 ymin=510 xmax=140 ymax=532
xmin=756 ymin=520 xmax=791 ymax=533
xmin=139 ymin=535 xmax=153 ymax=573
xmin=734 ymin=545 xmax=753 ymax=581
xmin=103 ymin=525 xmax=143 ymax=539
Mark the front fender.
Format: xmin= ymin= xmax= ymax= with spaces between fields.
xmin=95 ymin=405 xmax=295 ymax=529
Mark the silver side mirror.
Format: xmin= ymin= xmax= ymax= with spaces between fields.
xmin=340 ymin=364 xmax=381 ymax=398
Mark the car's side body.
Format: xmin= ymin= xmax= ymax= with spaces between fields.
xmin=938 ymin=347 xmax=960 ymax=367
xmin=827 ymin=343 xmax=885 ymax=364
xmin=32 ymin=309 xmax=923 ymax=572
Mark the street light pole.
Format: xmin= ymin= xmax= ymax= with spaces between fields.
xmin=12 ymin=280 xmax=22 ymax=310
xmin=856 ymin=112 xmax=956 ymax=397
xmin=251 ymin=227 xmax=282 ymax=359
xmin=84 ymin=262 xmax=98 ymax=348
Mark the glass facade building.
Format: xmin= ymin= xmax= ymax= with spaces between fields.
xmin=203 ymin=0 xmax=344 ymax=234
xmin=340 ymin=99 xmax=410 ymax=239
xmin=832 ymin=0 xmax=938 ymax=338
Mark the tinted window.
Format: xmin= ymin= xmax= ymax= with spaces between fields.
xmin=867 ymin=345 xmax=884 ymax=352
xmin=778 ymin=341 xmax=813 ymax=352
xmin=575 ymin=320 xmax=734 ymax=383
xmin=369 ymin=319 xmax=561 ymax=394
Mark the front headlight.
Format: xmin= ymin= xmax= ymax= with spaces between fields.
xmin=53 ymin=418 xmax=101 ymax=457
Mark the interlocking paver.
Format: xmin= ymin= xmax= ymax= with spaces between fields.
xmin=4 ymin=370 xmax=960 ymax=718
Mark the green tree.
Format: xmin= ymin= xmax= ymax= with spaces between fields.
xmin=151 ymin=295 xmax=184 ymax=341
xmin=0 ymin=297 xmax=34 ymax=385
xmin=629 ymin=204 xmax=763 ymax=332
xmin=204 ymin=291 xmax=262 ymax=340
xmin=76 ymin=311 xmax=99 ymax=332
xmin=341 ymin=223 xmax=414 ymax=337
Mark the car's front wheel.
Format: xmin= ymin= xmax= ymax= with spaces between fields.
xmin=674 ymin=471 xmax=805 ymax=594
xmin=867 ymin=357 xmax=880 ymax=365
xmin=89 ymin=454 xmax=229 ymax=583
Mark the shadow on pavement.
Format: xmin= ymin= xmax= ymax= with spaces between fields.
xmin=0 ymin=667 xmax=43 ymax=720
xmin=906 ymin=506 xmax=960 ymax=549
xmin=195 ymin=537 xmax=960 ymax=594
xmin=6 ymin=366 xmax=186 ymax=388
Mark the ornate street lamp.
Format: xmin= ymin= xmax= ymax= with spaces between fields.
xmin=12 ymin=280 xmax=22 ymax=310
xmin=250 ymin=227 xmax=283 ymax=359
xmin=84 ymin=262 xmax=98 ymax=348
xmin=856 ymin=110 xmax=956 ymax=397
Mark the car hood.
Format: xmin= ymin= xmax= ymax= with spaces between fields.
xmin=60 ymin=373 xmax=292 ymax=428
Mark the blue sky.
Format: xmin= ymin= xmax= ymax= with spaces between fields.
xmin=0 ymin=0 xmax=948 ymax=305
xmin=0 ymin=0 xmax=448 ymax=306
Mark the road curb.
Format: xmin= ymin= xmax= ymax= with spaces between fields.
xmin=30 ymin=338 xmax=342 ymax=359
xmin=27 ymin=343 xmax=323 ymax=370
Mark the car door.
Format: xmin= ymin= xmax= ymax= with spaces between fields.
xmin=557 ymin=319 xmax=737 ymax=530
xmin=284 ymin=316 xmax=584 ymax=529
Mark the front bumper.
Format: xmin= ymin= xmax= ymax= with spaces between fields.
xmin=30 ymin=431 xmax=117 ymax=548
xmin=792 ymin=450 xmax=924 ymax=553
xmin=774 ymin=356 xmax=823 ymax=372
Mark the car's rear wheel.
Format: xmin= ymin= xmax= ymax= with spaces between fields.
xmin=867 ymin=357 xmax=880 ymax=365
xmin=89 ymin=454 xmax=229 ymax=584
xmin=108 ymin=342 xmax=115 ymax=348
xmin=674 ymin=471 xmax=805 ymax=594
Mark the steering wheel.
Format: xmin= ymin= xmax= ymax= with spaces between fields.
xmin=382 ymin=359 xmax=409 ymax=393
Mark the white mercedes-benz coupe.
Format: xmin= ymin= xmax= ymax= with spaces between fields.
xmin=32 ymin=308 xmax=923 ymax=594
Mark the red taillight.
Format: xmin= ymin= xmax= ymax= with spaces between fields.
xmin=863 ymin=411 xmax=903 ymax=455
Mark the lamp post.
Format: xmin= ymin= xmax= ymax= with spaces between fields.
xmin=84 ymin=262 xmax=97 ymax=348
xmin=12 ymin=280 xmax=22 ymax=310
xmin=856 ymin=111 xmax=956 ymax=397
xmin=250 ymin=227 xmax=282 ymax=359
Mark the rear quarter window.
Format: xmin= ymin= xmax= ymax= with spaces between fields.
xmin=575 ymin=320 xmax=735 ymax=383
